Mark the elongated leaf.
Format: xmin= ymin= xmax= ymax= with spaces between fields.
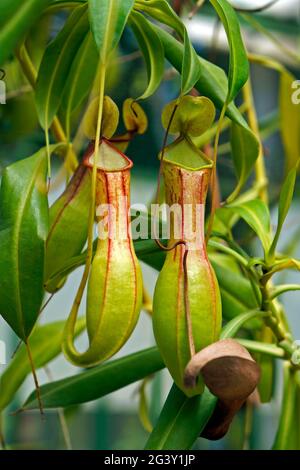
xmin=0 ymin=317 xmax=85 ymax=412
xmin=0 ymin=0 xmax=52 ymax=66
xmin=154 ymin=25 xmax=259 ymax=164
xmin=269 ymin=166 xmax=297 ymax=258
xmin=35 ymin=5 xmax=89 ymax=129
xmin=225 ymin=199 xmax=271 ymax=254
xmin=227 ymin=121 xmax=260 ymax=202
xmin=0 ymin=147 xmax=54 ymax=339
xmin=221 ymin=310 xmax=264 ymax=340
xmin=88 ymin=0 xmax=134 ymax=62
xmin=135 ymin=0 xmax=184 ymax=35
xmin=181 ymin=28 xmax=201 ymax=95
xmin=22 ymin=348 xmax=164 ymax=410
xmin=210 ymin=0 xmax=248 ymax=102
xmin=129 ymin=11 xmax=164 ymax=99
xmin=145 ymin=384 xmax=217 ymax=450
xmin=273 ymin=364 xmax=298 ymax=449
xmin=135 ymin=0 xmax=201 ymax=94
xmin=279 ymin=71 xmax=300 ymax=172
xmin=61 ymin=31 xmax=99 ymax=136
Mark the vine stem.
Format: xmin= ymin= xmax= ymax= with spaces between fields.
xmin=0 ymin=414 xmax=6 ymax=450
xmin=44 ymin=366 xmax=72 ymax=450
xmin=66 ymin=64 xmax=106 ymax=330
xmin=242 ymin=79 xmax=268 ymax=204
xmin=242 ymin=75 xmax=297 ymax=363
xmin=206 ymin=103 xmax=227 ymax=242
xmin=25 ymin=340 xmax=44 ymax=417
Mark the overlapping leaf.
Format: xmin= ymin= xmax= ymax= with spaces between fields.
xmin=0 ymin=317 xmax=85 ymax=411
xmin=129 ymin=11 xmax=164 ymax=99
xmin=0 ymin=148 xmax=53 ymax=339
xmin=35 ymin=5 xmax=89 ymax=130
xmin=0 ymin=0 xmax=52 ymax=66
xmin=88 ymin=0 xmax=134 ymax=62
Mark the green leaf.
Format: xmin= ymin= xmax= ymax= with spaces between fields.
xmin=145 ymin=384 xmax=217 ymax=450
xmin=269 ymin=166 xmax=297 ymax=259
xmin=238 ymin=339 xmax=284 ymax=358
xmin=211 ymin=257 xmax=260 ymax=314
xmin=61 ymin=31 xmax=99 ymax=137
xmin=0 ymin=317 xmax=86 ymax=412
xmin=273 ymin=364 xmax=298 ymax=449
xmin=0 ymin=0 xmax=52 ymax=66
xmin=279 ymin=71 xmax=300 ymax=172
xmin=227 ymin=121 xmax=260 ymax=202
xmin=135 ymin=0 xmax=201 ymax=94
xmin=181 ymin=28 xmax=201 ymax=95
xmin=45 ymin=165 xmax=91 ymax=290
xmin=221 ymin=309 xmax=265 ymax=340
xmin=0 ymin=147 xmax=54 ymax=339
xmin=35 ymin=5 xmax=89 ymax=129
xmin=22 ymin=348 xmax=164 ymax=410
xmin=153 ymin=24 xmax=258 ymax=164
xmin=88 ymin=0 xmax=134 ymax=63
xmin=225 ymin=199 xmax=271 ymax=255
xmin=135 ymin=0 xmax=184 ymax=35
xmin=210 ymin=0 xmax=249 ymax=102
xmin=129 ymin=11 xmax=164 ymax=100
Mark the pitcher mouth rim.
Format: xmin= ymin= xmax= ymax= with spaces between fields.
xmin=84 ymin=138 xmax=133 ymax=173
xmin=158 ymin=135 xmax=214 ymax=172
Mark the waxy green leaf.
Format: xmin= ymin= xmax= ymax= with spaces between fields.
xmin=145 ymin=384 xmax=217 ymax=450
xmin=88 ymin=0 xmax=134 ymax=63
xmin=61 ymin=31 xmax=99 ymax=137
xmin=0 ymin=0 xmax=52 ymax=66
xmin=35 ymin=5 xmax=89 ymax=129
xmin=0 ymin=148 xmax=54 ymax=339
xmin=273 ymin=364 xmax=299 ymax=449
xmin=0 ymin=317 xmax=85 ymax=412
xmin=22 ymin=348 xmax=164 ymax=410
xmin=225 ymin=199 xmax=271 ymax=255
xmin=129 ymin=11 xmax=164 ymax=100
xmin=134 ymin=0 xmax=201 ymax=94
xmin=154 ymin=25 xmax=259 ymax=165
xmin=227 ymin=121 xmax=260 ymax=202
xmin=269 ymin=166 xmax=297 ymax=259
xmin=210 ymin=0 xmax=249 ymax=102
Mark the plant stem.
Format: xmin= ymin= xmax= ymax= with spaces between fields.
xmin=44 ymin=366 xmax=72 ymax=450
xmin=270 ymin=284 xmax=300 ymax=300
xmin=16 ymin=44 xmax=77 ymax=170
xmin=242 ymin=79 xmax=268 ymax=204
xmin=65 ymin=64 xmax=106 ymax=344
xmin=25 ymin=340 xmax=44 ymax=417
xmin=0 ymin=414 xmax=6 ymax=450
xmin=206 ymin=103 xmax=227 ymax=242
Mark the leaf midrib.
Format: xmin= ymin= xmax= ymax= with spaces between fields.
xmin=12 ymin=157 xmax=45 ymax=338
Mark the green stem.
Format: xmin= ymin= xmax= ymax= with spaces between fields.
xmin=208 ymin=239 xmax=249 ymax=267
xmin=242 ymin=79 xmax=268 ymax=204
xmin=270 ymin=284 xmax=300 ymax=300
xmin=237 ymin=338 xmax=286 ymax=359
